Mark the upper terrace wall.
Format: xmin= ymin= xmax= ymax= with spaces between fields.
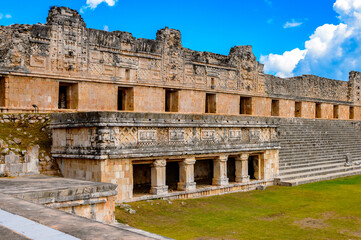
xmin=265 ymin=72 xmax=361 ymax=105
xmin=0 ymin=6 xmax=265 ymax=97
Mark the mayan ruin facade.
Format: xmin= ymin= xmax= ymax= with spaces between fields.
xmin=1 ymin=6 xmax=361 ymax=226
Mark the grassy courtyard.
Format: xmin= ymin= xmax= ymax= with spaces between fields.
xmin=116 ymin=175 xmax=361 ymax=240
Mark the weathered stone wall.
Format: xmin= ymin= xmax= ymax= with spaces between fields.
xmin=0 ymin=6 xmax=265 ymax=108
xmin=0 ymin=114 xmax=60 ymax=175
xmin=265 ymin=74 xmax=351 ymax=103
xmin=51 ymin=112 xmax=279 ymax=159
xmin=6 ymin=76 xmax=58 ymax=110
xmin=51 ymin=112 xmax=280 ymax=201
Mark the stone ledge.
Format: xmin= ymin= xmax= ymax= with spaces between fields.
xmin=0 ymin=193 xmax=168 ymax=240
xmin=123 ymin=179 xmax=273 ymax=203
xmin=50 ymin=111 xmax=280 ymax=128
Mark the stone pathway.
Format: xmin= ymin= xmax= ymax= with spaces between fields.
xmin=0 ymin=176 xmax=171 ymax=240
xmin=0 ymin=209 xmax=79 ymax=240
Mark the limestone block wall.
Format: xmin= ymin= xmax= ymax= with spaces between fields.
xmin=77 ymin=82 xmax=117 ymax=111
xmin=58 ymin=196 xmax=115 ymax=224
xmin=300 ymin=102 xmax=316 ymax=118
xmin=0 ymin=114 xmax=60 ymax=175
xmin=337 ymin=105 xmax=350 ymax=120
xmin=262 ymin=149 xmax=279 ymax=180
xmin=319 ymin=103 xmax=334 ymax=119
xmin=354 ymin=107 xmax=361 ymax=120
xmin=178 ymin=90 xmax=205 ymax=113
xmin=0 ymin=147 xmax=39 ymax=177
xmin=133 ymin=86 xmax=165 ymax=112
xmin=253 ymin=97 xmax=272 ymax=117
xmin=7 ymin=76 xmax=58 ymax=110
xmin=51 ymin=112 xmax=280 ymax=201
xmin=278 ymin=99 xmax=295 ymax=118
xmin=217 ymin=93 xmax=240 ymax=115
xmin=265 ymin=74 xmax=350 ymax=103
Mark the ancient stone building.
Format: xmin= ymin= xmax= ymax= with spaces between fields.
xmin=1 ymin=6 xmax=361 ymax=202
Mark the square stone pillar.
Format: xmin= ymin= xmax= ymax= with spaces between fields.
xmin=151 ymin=159 xmax=168 ymax=195
xmin=235 ymin=153 xmax=250 ymax=183
xmin=212 ymin=155 xmax=229 ymax=186
xmin=177 ymin=157 xmax=196 ymax=191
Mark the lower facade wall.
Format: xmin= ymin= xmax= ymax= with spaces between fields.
xmin=57 ymin=158 xmax=132 ymax=202
xmin=57 ymin=149 xmax=279 ymax=202
xmin=56 ymin=196 xmax=115 ymax=224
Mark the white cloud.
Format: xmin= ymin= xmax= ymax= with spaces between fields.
xmin=261 ymin=0 xmax=361 ymax=80
xmin=260 ymin=48 xmax=307 ymax=78
xmin=0 ymin=13 xmax=11 ymax=20
xmin=283 ymin=19 xmax=303 ymax=28
xmin=103 ymin=25 xmax=109 ymax=31
xmin=334 ymin=0 xmax=361 ymax=23
xmin=304 ymin=23 xmax=352 ymax=58
xmin=80 ymin=0 xmax=117 ymax=13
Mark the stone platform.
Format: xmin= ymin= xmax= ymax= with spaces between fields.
xmin=0 ymin=175 xmax=170 ymax=239
xmin=0 ymin=175 xmax=117 ymax=224
xmin=0 ymin=193 xmax=169 ymax=240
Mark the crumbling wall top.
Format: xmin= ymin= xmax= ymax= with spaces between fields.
xmin=46 ymin=6 xmax=86 ymax=28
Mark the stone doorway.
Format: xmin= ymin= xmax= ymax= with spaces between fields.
xmin=248 ymin=155 xmax=263 ymax=180
xmin=166 ymin=161 xmax=179 ymax=191
xmin=132 ymin=163 xmax=151 ymax=194
xmin=227 ymin=157 xmax=236 ymax=183
xmin=194 ymin=159 xmax=213 ymax=186
xmin=0 ymin=77 xmax=5 ymax=107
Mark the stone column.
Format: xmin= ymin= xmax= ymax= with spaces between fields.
xmin=235 ymin=153 xmax=250 ymax=183
xmin=177 ymin=157 xmax=196 ymax=191
xmin=212 ymin=155 xmax=229 ymax=186
xmin=151 ymin=159 xmax=168 ymax=195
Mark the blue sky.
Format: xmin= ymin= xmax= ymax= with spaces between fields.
xmin=0 ymin=0 xmax=360 ymax=80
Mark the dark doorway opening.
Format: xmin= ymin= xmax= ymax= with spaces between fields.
xmin=240 ymin=97 xmax=252 ymax=115
xmin=316 ymin=103 xmax=322 ymax=118
xmin=271 ymin=100 xmax=280 ymax=116
xmin=350 ymin=107 xmax=355 ymax=119
xmin=248 ymin=156 xmax=260 ymax=180
xmin=165 ymin=89 xmax=179 ymax=112
xmin=333 ymin=105 xmax=339 ymax=119
xmin=166 ymin=161 xmax=179 ymax=191
xmin=0 ymin=77 xmax=5 ymax=107
xmin=194 ymin=159 xmax=213 ymax=186
xmin=58 ymin=85 xmax=68 ymax=109
xmin=133 ymin=164 xmax=151 ymax=194
xmin=117 ymin=87 xmax=133 ymax=111
xmin=295 ymin=102 xmax=302 ymax=117
xmin=205 ymin=93 xmax=216 ymax=113
xmin=227 ymin=157 xmax=236 ymax=182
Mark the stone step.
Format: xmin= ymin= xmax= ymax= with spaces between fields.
xmin=275 ymin=168 xmax=361 ymax=186
xmin=280 ymin=148 xmax=361 ymax=156
xmin=279 ymin=162 xmax=346 ymax=175
xmin=276 ymin=165 xmax=361 ymax=181
xmin=279 ymin=159 xmax=346 ymax=170
xmin=279 ymin=154 xmax=361 ymax=161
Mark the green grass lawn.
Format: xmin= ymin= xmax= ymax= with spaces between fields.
xmin=116 ymin=175 xmax=361 ymax=240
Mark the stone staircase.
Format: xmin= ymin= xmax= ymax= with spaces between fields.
xmin=275 ymin=118 xmax=361 ymax=186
